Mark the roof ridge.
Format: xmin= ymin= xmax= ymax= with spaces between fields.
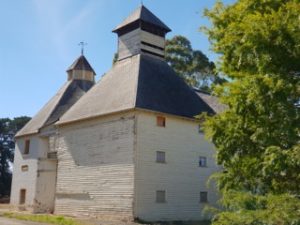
xmin=113 ymin=5 xmax=171 ymax=33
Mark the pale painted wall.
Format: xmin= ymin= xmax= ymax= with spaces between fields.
xmin=10 ymin=135 xmax=48 ymax=211
xmin=134 ymin=111 xmax=220 ymax=221
xmin=54 ymin=113 xmax=136 ymax=217
xmin=34 ymin=159 xmax=57 ymax=213
xmin=11 ymin=110 xmax=220 ymax=220
xmin=11 ymin=133 xmax=57 ymax=213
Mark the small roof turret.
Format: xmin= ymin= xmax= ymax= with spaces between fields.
xmin=112 ymin=5 xmax=171 ymax=35
xmin=67 ymin=55 xmax=96 ymax=74
xmin=66 ymin=55 xmax=96 ymax=82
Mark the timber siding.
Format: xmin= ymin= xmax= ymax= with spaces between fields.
xmin=55 ymin=113 xmax=136 ymax=217
xmin=134 ymin=111 xmax=220 ymax=221
xmin=11 ymin=135 xmax=49 ymax=211
xmin=118 ymin=28 xmax=165 ymax=60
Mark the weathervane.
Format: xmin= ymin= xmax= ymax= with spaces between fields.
xmin=78 ymin=41 xmax=87 ymax=55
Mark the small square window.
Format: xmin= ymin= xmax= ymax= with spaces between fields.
xmin=156 ymin=151 xmax=166 ymax=163
xmin=199 ymin=156 xmax=207 ymax=167
xmin=21 ymin=165 xmax=28 ymax=172
xmin=156 ymin=190 xmax=166 ymax=203
xmin=200 ymin=191 xmax=208 ymax=203
xmin=24 ymin=139 xmax=30 ymax=155
xmin=156 ymin=116 xmax=166 ymax=127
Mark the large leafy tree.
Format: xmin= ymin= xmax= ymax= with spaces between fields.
xmin=202 ymin=0 xmax=300 ymax=224
xmin=165 ymin=35 xmax=225 ymax=91
xmin=0 ymin=116 xmax=30 ymax=198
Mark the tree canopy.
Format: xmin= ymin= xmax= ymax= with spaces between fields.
xmin=0 ymin=116 xmax=30 ymax=197
xmin=165 ymin=35 xmax=224 ymax=91
xmin=202 ymin=0 xmax=300 ymax=223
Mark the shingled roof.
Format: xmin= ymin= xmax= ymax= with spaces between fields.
xmin=16 ymin=80 xmax=94 ymax=137
xmin=67 ymin=55 xmax=95 ymax=74
xmin=113 ymin=5 xmax=171 ymax=33
xmin=58 ymin=54 xmax=214 ymax=125
xmin=195 ymin=90 xmax=227 ymax=114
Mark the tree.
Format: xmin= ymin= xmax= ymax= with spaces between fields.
xmin=165 ymin=35 xmax=224 ymax=91
xmin=0 ymin=116 xmax=30 ymax=198
xmin=112 ymin=53 xmax=118 ymax=65
xmin=202 ymin=0 xmax=300 ymax=223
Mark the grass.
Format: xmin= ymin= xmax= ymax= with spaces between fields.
xmin=2 ymin=212 xmax=83 ymax=225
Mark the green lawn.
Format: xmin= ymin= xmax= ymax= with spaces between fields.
xmin=3 ymin=212 xmax=83 ymax=225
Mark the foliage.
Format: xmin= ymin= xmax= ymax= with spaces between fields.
xmin=0 ymin=116 xmax=30 ymax=197
xmin=211 ymin=192 xmax=300 ymax=225
xmin=112 ymin=52 xmax=118 ymax=65
xmin=165 ymin=35 xmax=225 ymax=90
xmin=202 ymin=0 xmax=300 ymax=224
xmin=202 ymin=0 xmax=300 ymax=78
xmin=3 ymin=212 xmax=82 ymax=225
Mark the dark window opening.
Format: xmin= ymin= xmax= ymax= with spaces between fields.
xmin=199 ymin=157 xmax=207 ymax=167
xmin=19 ymin=189 xmax=26 ymax=204
xmin=24 ymin=139 xmax=30 ymax=155
xmin=156 ymin=190 xmax=166 ymax=203
xmin=200 ymin=191 xmax=208 ymax=203
xmin=156 ymin=116 xmax=166 ymax=127
xmin=156 ymin=151 xmax=166 ymax=163
xmin=141 ymin=41 xmax=164 ymax=51
xmin=21 ymin=165 xmax=28 ymax=172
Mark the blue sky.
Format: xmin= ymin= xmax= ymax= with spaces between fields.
xmin=0 ymin=0 xmax=235 ymax=118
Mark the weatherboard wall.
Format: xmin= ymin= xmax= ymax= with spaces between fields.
xmin=10 ymin=135 xmax=49 ymax=211
xmin=54 ymin=112 xmax=136 ymax=217
xmin=134 ymin=111 xmax=220 ymax=221
xmin=118 ymin=28 xmax=165 ymax=60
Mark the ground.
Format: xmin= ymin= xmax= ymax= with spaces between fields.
xmin=0 ymin=204 xmax=210 ymax=225
xmin=0 ymin=217 xmax=49 ymax=225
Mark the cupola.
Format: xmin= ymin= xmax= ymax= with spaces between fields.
xmin=113 ymin=5 xmax=171 ymax=61
xmin=66 ymin=55 xmax=96 ymax=82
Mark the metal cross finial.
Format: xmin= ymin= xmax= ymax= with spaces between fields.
xmin=140 ymin=0 xmax=143 ymax=6
xmin=78 ymin=41 xmax=87 ymax=55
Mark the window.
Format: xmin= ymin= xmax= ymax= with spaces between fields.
xmin=198 ymin=124 xmax=204 ymax=133
xmin=24 ymin=139 xmax=30 ymax=155
xmin=19 ymin=189 xmax=26 ymax=204
xmin=156 ymin=116 xmax=166 ymax=127
xmin=156 ymin=151 xmax=166 ymax=163
xmin=21 ymin=165 xmax=28 ymax=172
xmin=200 ymin=191 xmax=208 ymax=203
xmin=199 ymin=156 xmax=207 ymax=167
xmin=156 ymin=190 xmax=166 ymax=203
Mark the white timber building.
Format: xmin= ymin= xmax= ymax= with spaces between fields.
xmin=11 ymin=5 xmax=222 ymax=221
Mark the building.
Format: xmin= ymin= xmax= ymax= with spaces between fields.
xmin=11 ymin=5 xmax=221 ymax=221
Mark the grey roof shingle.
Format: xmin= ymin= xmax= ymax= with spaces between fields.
xmin=16 ymin=80 xmax=94 ymax=137
xmin=67 ymin=55 xmax=96 ymax=74
xmin=58 ymin=54 xmax=214 ymax=125
xmin=135 ymin=55 xmax=214 ymax=117
xmin=113 ymin=5 xmax=171 ymax=33
xmin=195 ymin=90 xmax=227 ymax=114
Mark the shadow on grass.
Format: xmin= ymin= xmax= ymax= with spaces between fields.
xmin=135 ymin=218 xmax=211 ymax=225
